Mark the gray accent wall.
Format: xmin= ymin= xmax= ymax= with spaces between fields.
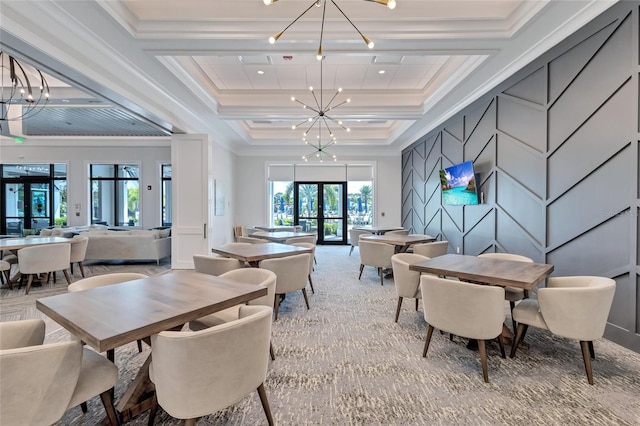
xmin=401 ymin=2 xmax=640 ymax=352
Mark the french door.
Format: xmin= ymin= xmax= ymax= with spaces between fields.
xmin=2 ymin=180 xmax=52 ymax=235
xmin=294 ymin=182 xmax=347 ymax=245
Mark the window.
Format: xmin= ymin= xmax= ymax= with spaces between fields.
xmin=269 ymin=181 xmax=293 ymax=226
xmin=347 ymin=181 xmax=373 ymax=228
xmin=90 ymin=164 xmax=139 ymax=227
xmin=161 ymin=164 xmax=172 ymax=226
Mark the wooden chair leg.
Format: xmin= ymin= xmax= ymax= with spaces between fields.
xmin=301 ymin=288 xmax=310 ymax=309
xmin=137 ymin=339 xmax=143 ymax=353
xmin=274 ymin=294 xmax=281 ymax=321
xmin=349 ymin=246 xmax=354 ymax=256
xmin=147 ymin=393 xmax=158 ymax=426
xmin=378 ymin=268 xmax=384 ymax=286
xmin=257 ymin=383 xmax=275 ymax=426
xmin=478 ymin=339 xmax=489 ymax=383
xmin=3 ymin=270 xmax=11 ymax=289
xmin=497 ymin=334 xmax=506 ymax=358
xmin=422 ymin=325 xmax=435 ymax=357
xmin=581 ymin=340 xmax=594 ymax=385
xmin=415 ymin=298 xmax=419 ymax=311
xmin=70 ymin=263 xmax=75 ymax=275
xmin=308 ymin=275 xmax=315 ymax=294
xmin=62 ymin=269 xmax=72 ymax=285
xmin=270 ymin=342 xmax=276 ymax=360
xmin=25 ymin=274 xmax=35 ymax=294
xmin=81 ymin=402 xmax=88 ymax=413
xmin=394 ymin=297 xmax=403 ymax=323
xmin=509 ymin=301 xmax=517 ymax=334
xmin=358 ymin=264 xmax=364 ymax=280
xmin=510 ymin=323 xmax=528 ymax=358
xmin=99 ymin=389 xmax=120 ymax=426
xmin=79 ymin=262 xmax=86 ymax=278
xmin=185 ymin=419 xmax=197 ymax=426
xmin=588 ymin=340 xmax=595 ymax=359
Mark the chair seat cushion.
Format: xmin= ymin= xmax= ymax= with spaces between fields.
xmin=2 ymin=254 xmax=18 ymax=264
xmin=512 ymin=298 xmax=548 ymax=330
xmin=504 ymin=287 xmax=525 ymax=302
xmin=0 ymin=260 xmax=10 ymax=271
xmin=67 ymin=348 xmax=119 ymax=409
xmin=189 ymin=306 xmax=240 ymax=331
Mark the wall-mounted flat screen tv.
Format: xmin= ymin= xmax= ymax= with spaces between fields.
xmin=439 ymin=161 xmax=479 ymax=205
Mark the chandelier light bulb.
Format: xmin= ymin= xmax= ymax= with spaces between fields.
xmin=309 ymin=86 xmax=313 ymax=91
xmin=308 ymin=117 xmax=312 ymax=122
xmin=347 ymin=99 xmax=351 ymax=103
xmin=347 ymin=128 xmax=351 ymax=132
xmin=388 ymin=0 xmax=396 ymax=9
xmin=338 ymin=88 xmax=342 ymax=92
xmin=291 ymin=96 xmax=296 ymax=101
xmin=338 ymin=120 xmax=342 ymax=125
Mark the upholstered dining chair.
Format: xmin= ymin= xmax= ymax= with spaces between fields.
xmin=193 ymin=254 xmax=244 ymax=276
xmin=69 ymin=236 xmax=89 ymax=278
xmin=259 ymin=253 xmax=311 ymax=320
xmin=68 ymin=272 xmax=149 ymax=355
xmin=348 ymin=229 xmax=371 ymax=256
xmin=358 ymin=240 xmax=395 ymax=286
xmin=288 ymin=242 xmax=316 ymax=294
xmin=237 ymin=236 xmax=268 ymax=244
xmin=385 ymin=229 xmax=409 ymax=236
xmin=0 ymin=259 xmax=11 ymax=287
xmin=18 ymin=242 xmax=72 ymax=294
xmin=149 ymin=305 xmax=274 ymax=426
xmin=477 ymin=252 xmax=533 ymax=333
xmin=0 ymin=319 xmax=120 ymax=426
xmin=420 ymin=275 xmax=506 ymax=383
xmin=285 ymin=236 xmax=318 ymax=264
xmin=189 ymin=267 xmax=278 ymax=359
xmin=412 ymin=240 xmax=449 ymax=258
xmin=391 ymin=253 xmax=429 ymax=322
xmin=510 ymin=276 xmax=616 ymax=384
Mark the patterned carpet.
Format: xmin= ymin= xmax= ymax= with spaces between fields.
xmin=2 ymin=249 xmax=640 ymax=425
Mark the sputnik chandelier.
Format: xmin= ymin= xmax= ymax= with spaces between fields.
xmin=0 ymin=52 xmax=50 ymax=130
xmin=292 ymin=59 xmax=350 ymax=162
xmin=264 ymin=0 xmax=396 ymax=60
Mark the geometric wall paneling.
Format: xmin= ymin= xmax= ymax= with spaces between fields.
xmin=442 ymin=203 xmax=464 ymax=233
xmin=465 ymin=99 xmax=494 ymax=141
xmin=441 ymin=208 xmax=464 ymax=253
xmin=548 ymin=13 xmax=633 ymax=152
xmin=441 ymin=129 xmax=464 ymax=165
xmin=547 ymin=81 xmax=634 ymax=200
xmin=547 ymin=209 xmax=631 ymax=277
xmin=411 ymin=146 xmax=427 ymax=182
xmin=424 ymin=208 xmax=441 ymax=238
xmin=548 ymin=18 xmax=620 ymax=104
xmin=495 ymin=171 xmax=544 ymax=245
xmin=479 ymin=170 xmax=496 ymax=206
xmin=474 ymin=135 xmax=496 ymax=183
xmin=495 ymin=209 xmax=543 ymax=263
xmin=496 ymin=133 xmax=545 ymax=198
xmin=465 ymin=100 xmax=496 ymax=163
xmin=496 ymin=95 xmax=546 ymax=153
xmin=606 ymin=272 xmax=632 ymax=334
xmin=463 ymin=208 xmax=496 ymax=256
xmin=547 ymin=146 xmax=632 ymax=249
xmin=502 ymin=66 xmax=547 ymax=106
xmin=444 ymin=116 xmax=464 ymax=142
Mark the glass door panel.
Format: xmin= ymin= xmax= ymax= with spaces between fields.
xmin=295 ymin=182 xmax=347 ymax=245
xmin=28 ymin=182 xmax=52 ymax=232
xmin=3 ymin=182 xmax=25 ymax=236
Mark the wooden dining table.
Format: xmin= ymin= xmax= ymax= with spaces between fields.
xmin=252 ymin=231 xmax=316 ymax=243
xmin=0 ymin=236 xmax=76 ymax=251
xmin=354 ymin=226 xmax=405 ymax=235
xmin=212 ymin=242 xmax=312 ymax=267
xmin=361 ymin=234 xmax=436 ymax=253
xmin=36 ymin=270 xmax=267 ymax=423
xmin=253 ymin=225 xmax=295 ymax=232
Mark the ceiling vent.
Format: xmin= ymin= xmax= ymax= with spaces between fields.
xmin=372 ymin=55 xmax=404 ymax=64
xmin=239 ymin=56 xmax=273 ymax=65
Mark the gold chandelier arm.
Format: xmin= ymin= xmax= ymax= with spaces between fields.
xmin=330 ymin=0 xmax=374 ymax=48
xmin=320 ymin=117 xmax=335 ymax=137
xmin=317 ymin=0 xmax=327 ymax=60
xmin=269 ymin=0 xmax=320 ymax=43
xmin=324 ymin=89 xmax=343 ymax=110
xmin=325 ymin=115 xmax=350 ymax=131
xmin=326 ymin=99 xmax=349 ymax=112
xmin=303 ymin=116 xmax=321 ymax=136
xmin=293 ymin=98 xmax=320 ymax=114
xmin=292 ymin=118 xmax=311 ymax=130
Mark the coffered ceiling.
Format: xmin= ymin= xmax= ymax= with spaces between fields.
xmin=0 ymin=0 xmax=615 ymax=157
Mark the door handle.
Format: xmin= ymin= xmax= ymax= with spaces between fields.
xmin=203 ymin=223 xmax=207 ymax=239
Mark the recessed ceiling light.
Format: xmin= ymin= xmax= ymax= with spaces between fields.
xmin=378 ymin=70 xmax=386 ymax=75
xmin=257 ymin=70 xmax=265 ymax=75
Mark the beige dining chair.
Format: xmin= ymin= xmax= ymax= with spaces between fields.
xmin=412 ymin=240 xmax=449 ymax=258
xmin=477 ymin=252 xmax=533 ymax=333
xmin=18 ymin=242 xmax=72 ymax=294
xmin=189 ymin=267 xmax=278 ymax=359
xmin=69 ymin=236 xmax=89 ymax=278
xmin=0 ymin=319 xmax=120 ymax=426
xmin=510 ymin=276 xmax=616 ymax=384
xmin=385 ymin=229 xmax=409 ymax=236
xmin=237 ymin=236 xmax=268 ymax=244
xmin=221 ymin=242 xmax=252 ymax=249
xmin=149 ymin=305 xmax=274 ymax=426
xmin=420 ymin=275 xmax=506 ymax=383
xmin=193 ymin=254 xmax=244 ymax=276
xmin=259 ymin=253 xmax=311 ymax=320
xmin=348 ymin=229 xmax=371 ymax=256
xmin=288 ymin=242 xmax=316 ymax=294
xmin=0 ymin=259 xmax=11 ymax=287
xmin=391 ymin=253 xmax=429 ymax=322
xmin=358 ymin=240 xmax=395 ymax=286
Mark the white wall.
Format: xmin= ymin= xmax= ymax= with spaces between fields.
xmin=234 ymin=155 xmax=402 ymax=229
xmin=208 ymin=138 xmax=237 ymax=248
xmin=0 ymin=139 xmax=171 ymax=228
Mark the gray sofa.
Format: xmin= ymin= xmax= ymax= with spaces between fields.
xmin=78 ymin=229 xmax=171 ymax=264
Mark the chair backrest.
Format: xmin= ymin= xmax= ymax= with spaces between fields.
xmin=18 ymin=243 xmax=71 ymax=274
xmin=285 ymin=236 xmax=316 ymax=245
xmin=391 ymin=253 xmax=428 ymax=298
xmin=288 ymin=242 xmax=315 ymax=275
xmin=420 ymin=275 xmax=505 ymax=340
xmin=68 ymin=272 xmax=148 ymax=292
xmin=219 ymin=268 xmax=277 ymax=308
xmin=236 ymin=236 xmax=268 ymax=244
xmin=0 ymin=318 xmax=45 ymax=350
xmin=359 ymin=240 xmax=394 ymax=268
xmin=413 ymin=240 xmax=449 ymax=258
xmin=193 ymin=254 xmax=243 ymax=276
xmin=69 ymin=236 xmax=89 ymax=263
xmin=349 ymin=229 xmax=370 ymax=248
xmin=478 ymin=252 xmax=533 ymax=263
xmin=259 ymin=253 xmax=310 ymax=294
xmin=0 ymin=335 xmax=83 ymax=425
xmin=385 ymin=229 xmax=409 ymax=236
xmin=538 ymin=276 xmax=616 ymax=341
xmin=150 ymin=305 xmax=272 ymax=420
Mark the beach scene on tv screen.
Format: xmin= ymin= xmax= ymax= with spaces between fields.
xmin=440 ymin=161 xmax=478 ymax=205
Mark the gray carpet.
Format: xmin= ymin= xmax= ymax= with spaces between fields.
xmin=2 ymin=249 xmax=640 ymax=425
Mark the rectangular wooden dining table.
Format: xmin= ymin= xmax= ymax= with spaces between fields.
xmin=354 ymin=226 xmax=405 ymax=235
xmin=409 ymin=253 xmax=554 ymax=291
xmin=36 ymin=270 xmax=267 ymax=422
xmin=361 ymin=234 xmax=436 ymax=253
xmin=212 ymin=242 xmax=312 ymax=266
xmin=0 ymin=236 xmax=76 ymax=251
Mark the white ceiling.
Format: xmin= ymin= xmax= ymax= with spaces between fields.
xmin=0 ymin=0 xmax=616 ymax=157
